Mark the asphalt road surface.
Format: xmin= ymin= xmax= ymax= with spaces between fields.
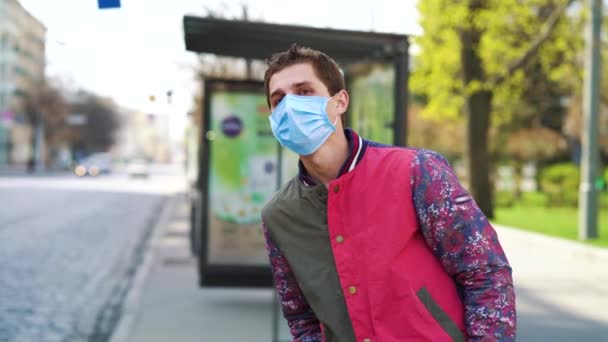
xmin=0 ymin=166 xmax=185 ymax=342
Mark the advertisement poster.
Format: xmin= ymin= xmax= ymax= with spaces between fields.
xmin=207 ymin=90 xmax=276 ymax=266
xmin=348 ymin=63 xmax=395 ymax=145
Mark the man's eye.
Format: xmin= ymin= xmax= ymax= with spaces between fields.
xmin=272 ymin=97 xmax=283 ymax=108
xmin=298 ymin=89 xmax=312 ymax=95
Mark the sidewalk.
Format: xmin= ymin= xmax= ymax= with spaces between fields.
xmin=110 ymin=194 xmax=277 ymax=342
xmin=113 ymin=194 xmax=608 ymax=341
xmin=494 ymin=224 xmax=608 ymax=341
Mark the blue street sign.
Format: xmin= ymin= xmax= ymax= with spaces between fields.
xmin=98 ymin=0 xmax=120 ymax=9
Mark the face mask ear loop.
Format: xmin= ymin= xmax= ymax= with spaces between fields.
xmin=325 ymin=95 xmax=340 ymax=127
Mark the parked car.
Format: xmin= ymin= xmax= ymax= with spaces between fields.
xmin=74 ymin=153 xmax=113 ymax=177
xmin=126 ymin=158 xmax=150 ymax=178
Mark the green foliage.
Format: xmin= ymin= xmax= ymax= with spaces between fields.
xmin=520 ymin=191 xmax=551 ymax=207
xmin=495 ymin=191 xmax=516 ymax=208
xmin=496 ymin=190 xmax=549 ymax=208
xmin=406 ymin=105 xmax=465 ymax=159
xmin=411 ymin=0 xmax=466 ymax=120
xmin=412 ymin=0 xmax=582 ymax=124
xmin=506 ymin=127 xmax=567 ymax=161
xmin=540 ymin=163 xmax=580 ymax=206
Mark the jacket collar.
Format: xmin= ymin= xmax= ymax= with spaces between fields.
xmin=298 ymin=129 xmax=367 ymax=186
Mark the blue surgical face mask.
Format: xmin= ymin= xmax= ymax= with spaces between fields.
xmin=269 ymin=94 xmax=339 ymax=156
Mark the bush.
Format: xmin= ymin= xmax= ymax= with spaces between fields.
xmin=520 ymin=191 xmax=548 ymax=207
xmin=495 ymin=191 xmax=515 ymax=208
xmin=540 ymin=163 xmax=580 ymax=207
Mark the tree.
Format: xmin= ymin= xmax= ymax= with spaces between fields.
xmin=562 ymin=15 xmax=608 ymax=163
xmin=23 ymin=79 xmax=70 ymax=169
xmin=412 ymin=0 xmax=579 ymax=218
xmin=69 ymin=91 xmax=121 ymax=154
xmin=407 ymin=104 xmax=466 ymax=163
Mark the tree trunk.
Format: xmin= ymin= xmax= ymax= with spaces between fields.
xmin=26 ymin=112 xmax=39 ymax=173
xmin=465 ymin=90 xmax=494 ymax=218
xmin=460 ymin=0 xmax=494 ymax=219
xmin=514 ymin=160 xmax=523 ymax=201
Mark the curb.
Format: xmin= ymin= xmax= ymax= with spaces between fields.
xmin=108 ymin=193 xmax=181 ymax=342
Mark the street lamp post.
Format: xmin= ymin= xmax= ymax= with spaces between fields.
xmin=579 ymin=0 xmax=602 ymax=240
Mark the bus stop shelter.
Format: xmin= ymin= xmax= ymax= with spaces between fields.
xmin=183 ymin=15 xmax=410 ymax=146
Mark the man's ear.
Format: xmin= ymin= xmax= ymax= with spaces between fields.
xmin=335 ymin=90 xmax=350 ymax=115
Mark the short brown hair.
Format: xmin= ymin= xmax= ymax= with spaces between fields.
xmin=264 ymin=44 xmax=345 ymax=108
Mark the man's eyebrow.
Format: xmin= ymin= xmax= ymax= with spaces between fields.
xmin=270 ymin=81 xmax=313 ymax=100
xmin=293 ymin=81 xmax=313 ymax=88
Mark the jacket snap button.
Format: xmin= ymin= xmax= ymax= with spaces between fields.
xmin=348 ymin=286 xmax=357 ymax=295
xmin=333 ymin=185 xmax=340 ymax=193
xmin=335 ymin=235 xmax=344 ymax=243
xmin=363 ymin=339 xmax=371 ymax=342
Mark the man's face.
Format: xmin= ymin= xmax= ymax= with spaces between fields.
xmin=268 ymin=63 xmax=331 ymax=111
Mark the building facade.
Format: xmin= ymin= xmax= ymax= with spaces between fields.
xmin=114 ymin=108 xmax=172 ymax=164
xmin=0 ymin=0 xmax=46 ymax=165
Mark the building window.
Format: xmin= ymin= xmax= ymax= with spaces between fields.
xmin=21 ymin=49 xmax=32 ymax=60
xmin=0 ymin=33 xmax=8 ymax=50
xmin=14 ymin=66 xmax=28 ymax=77
xmin=14 ymin=88 xmax=28 ymax=98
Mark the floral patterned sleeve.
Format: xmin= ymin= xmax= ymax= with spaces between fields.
xmin=411 ymin=149 xmax=516 ymax=341
xmin=262 ymin=223 xmax=323 ymax=342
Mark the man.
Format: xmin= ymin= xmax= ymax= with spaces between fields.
xmin=261 ymin=44 xmax=516 ymax=342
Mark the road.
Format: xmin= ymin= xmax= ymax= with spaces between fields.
xmin=0 ymin=165 xmax=185 ymax=342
